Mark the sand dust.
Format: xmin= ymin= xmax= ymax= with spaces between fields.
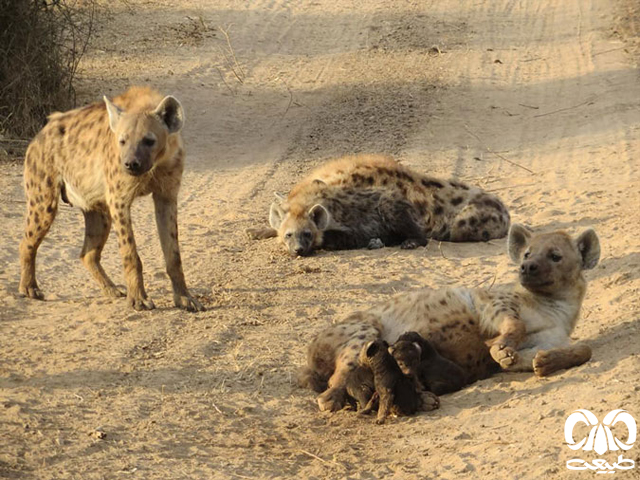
xmin=1 ymin=0 xmax=639 ymax=478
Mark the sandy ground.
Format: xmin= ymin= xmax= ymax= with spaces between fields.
xmin=1 ymin=0 xmax=639 ymax=478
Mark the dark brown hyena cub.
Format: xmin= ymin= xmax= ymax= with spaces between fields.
xmin=358 ymin=340 xmax=439 ymax=424
xmin=391 ymin=332 xmax=467 ymax=395
xmin=344 ymin=366 xmax=376 ymax=411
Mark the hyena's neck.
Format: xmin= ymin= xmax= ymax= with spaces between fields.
xmin=370 ymin=354 xmax=402 ymax=381
xmin=519 ymin=282 xmax=587 ymax=335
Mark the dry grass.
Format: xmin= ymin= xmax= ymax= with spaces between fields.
xmin=0 ymin=0 xmax=96 ymax=146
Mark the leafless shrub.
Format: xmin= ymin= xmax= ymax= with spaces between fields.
xmin=0 ymin=0 xmax=96 ymax=141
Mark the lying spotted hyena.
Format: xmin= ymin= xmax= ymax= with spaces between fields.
xmin=248 ymin=155 xmax=510 ymax=256
xmin=19 ymin=86 xmax=204 ymax=312
xmin=300 ymin=223 xmax=600 ymax=411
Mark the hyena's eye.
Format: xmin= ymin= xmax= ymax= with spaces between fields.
xmin=143 ymin=137 xmax=156 ymax=147
xmin=119 ymin=138 xmax=126 ymax=146
xmin=285 ymin=232 xmax=293 ymax=239
xmin=550 ymin=253 xmax=562 ymax=262
xmin=523 ymin=251 xmax=531 ymax=259
xmin=302 ymin=230 xmax=312 ymax=239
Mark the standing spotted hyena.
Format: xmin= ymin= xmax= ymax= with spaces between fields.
xmin=248 ymin=155 xmax=510 ymax=256
xmin=299 ymin=223 xmax=600 ymax=411
xmin=19 ymin=86 xmax=204 ymax=312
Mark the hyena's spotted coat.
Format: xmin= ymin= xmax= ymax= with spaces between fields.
xmin=249 ymin=155 xmax=510 ymax=256
xmin=19 ymin=86 xmax=203 ymax=311
xmin=299 ymin=223 xmax=600 ymax=411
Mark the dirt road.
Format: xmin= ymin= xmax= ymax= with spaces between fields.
xmin=1 ymin=0 xmax=639 ymax=478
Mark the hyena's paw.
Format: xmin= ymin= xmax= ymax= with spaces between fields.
xmin=174 ymin=293 xmax=205 ymax=312
xmin=367 ymin=238 xmax=385 ymax=250
xmin=103 ymin=285 xmax=126 ymax=298
xmin=246 ymin=227 xmax=277 ymax=240
xmin=375 ymin=415 xmax=388 ymax=425
xmin=317 ymin=387 xmax=347 ymax=412
xmin=128 ymin=296 xmax=156 ymax=311
xmin=19 ymin=285 xmax=44 ymax=300
xmin=400 ymin=239 xmax=419 ymax=249
xmin=420 ymin=391 xmax=440 ymax=411
xmin=533 ymin=350 xmax=558 ymax=377
xmin=400 ymin=238 xmax=427 ymax=250
xmin=490 ymin=343 xmax=519 ymax=369
xmin=358 ymin=407 xmax=374 ymax=416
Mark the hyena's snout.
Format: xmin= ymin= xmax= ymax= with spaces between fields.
xmin=122 ymin=137 xmax=157 ymax=176
xmin=293 ymin=244 xmax=312 ymax=257
xmin=123 ymin=149 xmax=150 ymax=176
xmin=520 ymin=259 xmax=539 ymax=276
xmin=519 ymin=257 xmax=553 ymax=290
xmin=286 ymin=232 xmax=315 ymax=257
xmin=124 ymin=157 xmax=145 ymax=175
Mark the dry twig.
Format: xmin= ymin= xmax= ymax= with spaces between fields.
xmin=218 ymin=25 xmax=245 ymax=84
xmin=438 ymin=241 xmax=447 ymax=259
xmin=533 ymin=98 xmax=594 ymax=118
xmin=464 ymin=125 xmax=535 ymax=174
xmin=299 ymin=449 xmax=345 ymax=469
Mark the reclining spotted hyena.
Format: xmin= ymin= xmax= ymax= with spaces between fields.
xmin=248 ymin=154 xmax=510 ymax=256
xmin=19 ymin=86 xmax=204 ymax=312
xmin=299 ymin=223 xmax=600 ymax=411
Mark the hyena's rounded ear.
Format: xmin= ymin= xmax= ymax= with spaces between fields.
xmin=412 ymin=342 xmax=422 ymax=356
xmin=153 ymin=96 xmax=185 ymax=133
xmin=365 ymin=340 xmax=379 ymax=358
xmin=104 ymin=96 xmax=123 ymax=133
xmin=269 ymin=202 xmax=286 ymax=229
xmin=309 ymin=204 xmax=330 ymax=231
xmin=508 ymin=223 xmax=533 ymax=263
xmin=273 ymin=191 xmax=286 ymax=202
xmin=575 ymin=228 xmax=600 ymax=270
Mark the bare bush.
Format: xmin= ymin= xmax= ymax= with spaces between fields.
xmin=0 ymin=0 xmax=96 ymax=141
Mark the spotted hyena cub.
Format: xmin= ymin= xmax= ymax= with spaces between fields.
xmin=19 ymin=86 xmax=204 ymax=312
xmin=248 ymin=155 xmax=510 ymax=256
xmin=391 ymin=332 xmax=467 ymax=395
xmin=300 ymin=223 xmax=600 ymax=411
xmin=356 ymin=340 xmax=439 ymax=424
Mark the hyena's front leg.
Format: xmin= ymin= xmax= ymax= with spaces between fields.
xmin=246 ymin=227 xmax=278 ymax=240
xmin=375 ymin=389 xmax=393 ymax=424
xmin=153 ymin=193 xmax=204 ymax=312
xmin=81 ymin=210 xmax=125 ymax=298
xmin=486 ymin=314 xmax=527 ymax=369
xmin=108 ymin=195 xmax=154 ymax=311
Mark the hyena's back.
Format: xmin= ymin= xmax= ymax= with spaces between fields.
xmin=289 ymin=154 xmax=510 ymax=242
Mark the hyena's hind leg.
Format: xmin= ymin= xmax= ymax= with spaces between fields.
xmin=449 ymin=193 xmax=510 ymax=242
xmin=81 ymin=210 xmax=125 ymax=298
xmin=19 ymin=155 xmax=60 ymax=299
xmin=313 ymin=313 xmax=382 ymax=412
xmin=533 ymin=343 xmax=592 ymax=377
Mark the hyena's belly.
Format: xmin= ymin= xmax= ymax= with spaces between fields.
xmin=369 ymin=287 xmax=495 ymax=382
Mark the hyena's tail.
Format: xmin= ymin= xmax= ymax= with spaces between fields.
xmin=297 ymin=366 xmax=328 ymax=392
